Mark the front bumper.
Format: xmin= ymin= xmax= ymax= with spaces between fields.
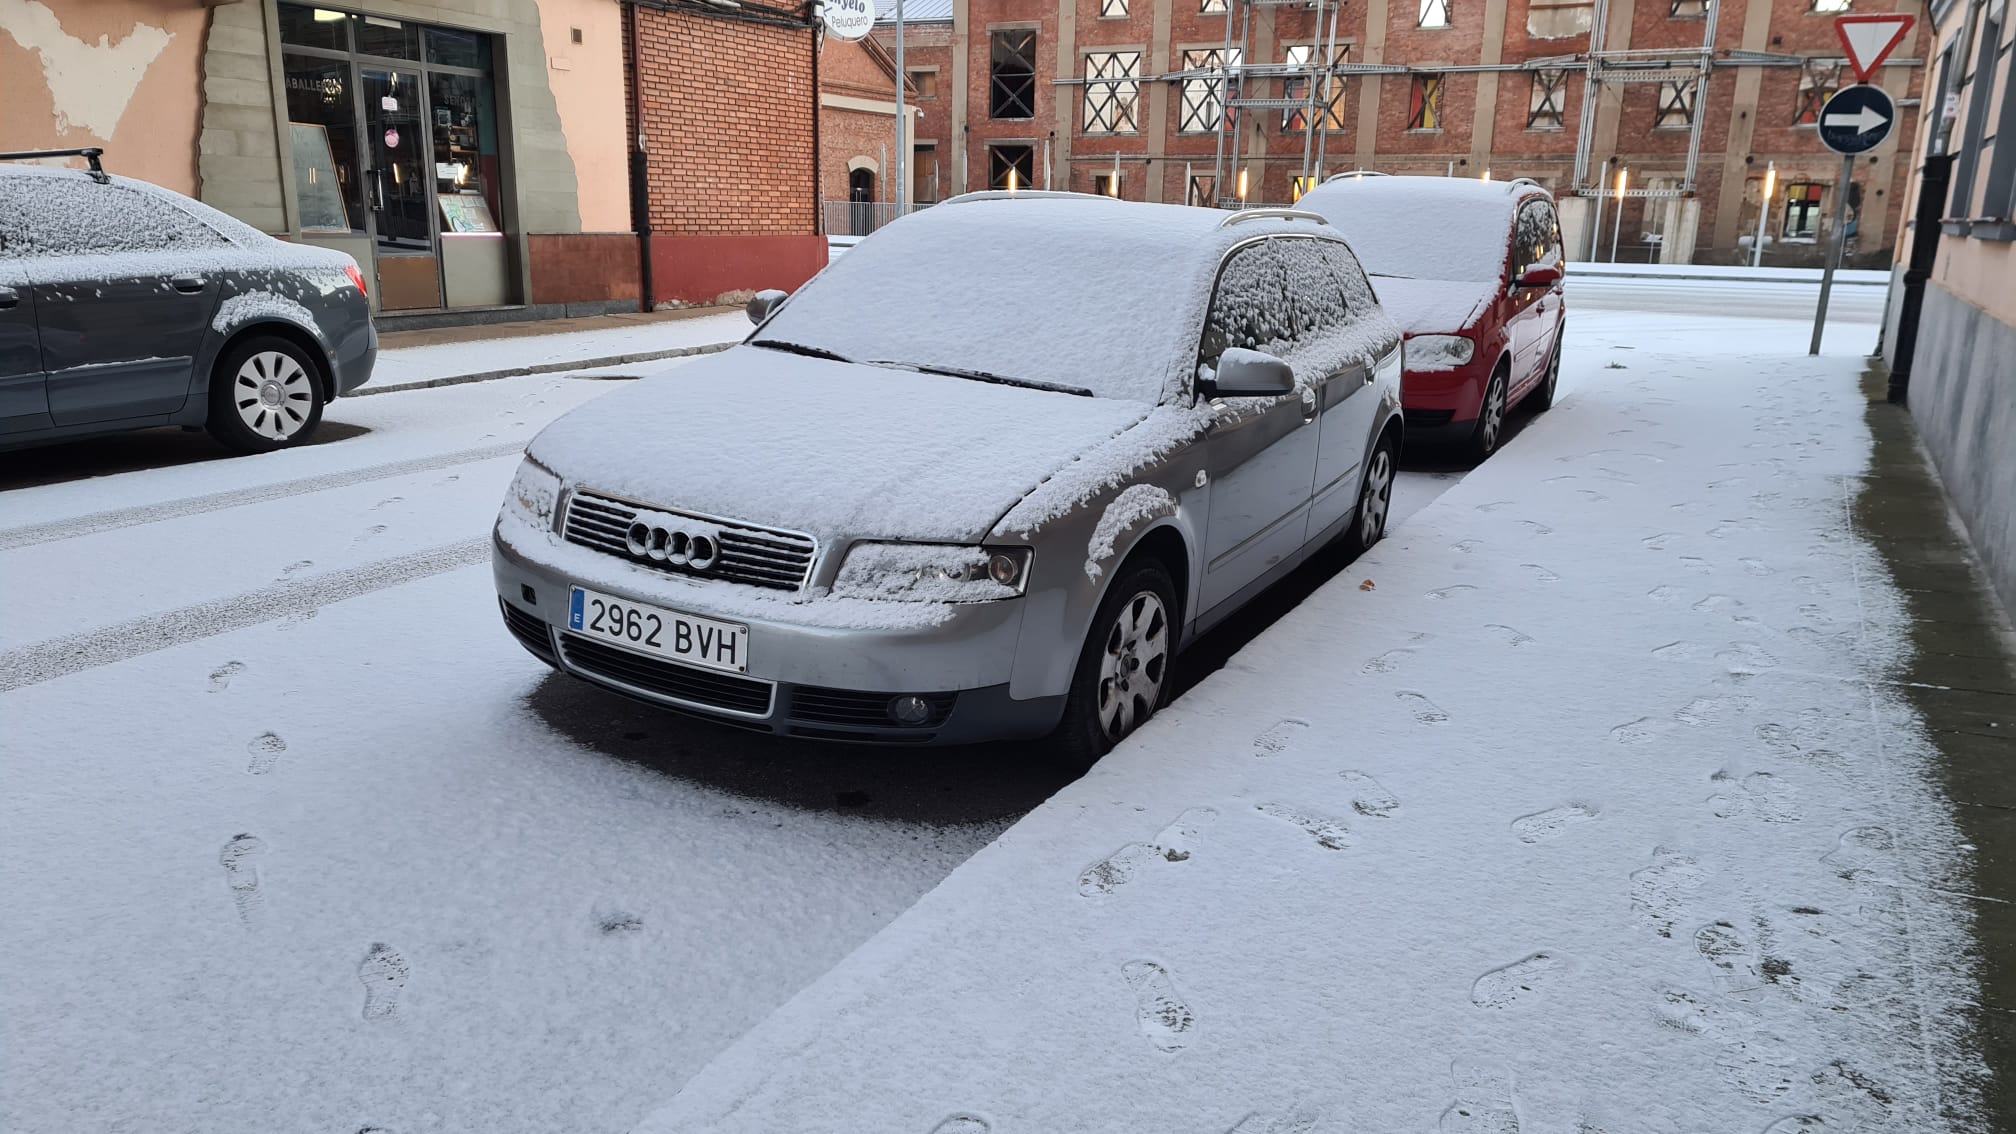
xmin=492 ymin=529 xmax=1067 ymax=745
xmin=1400 ymin=361 xmax=1489 ymax=441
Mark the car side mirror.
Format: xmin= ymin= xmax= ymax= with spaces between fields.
xmin=1207 ymin=348 xmax=1295 ymax=397
xmin=746 ymin=288 xmax=788 ymax=325
xmin=1516 ymin=264 xmax=1563 ymax=289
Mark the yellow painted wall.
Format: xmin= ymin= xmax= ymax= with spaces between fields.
xmin=537 ymin=0 xmax=628 ymax=232
xmin=0 ymin=0 xmax=208 ymax=195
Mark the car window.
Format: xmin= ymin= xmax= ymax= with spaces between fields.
xmin=1512 ymin=200 xmax=1561 ymax=277
xmin=1276 ymin=237 xmax=1351 ymax=350
xmin=1198 ymin=239 xmax=1294 ymax=373
xmin=0 ymin=176 xmax=229 ymax=259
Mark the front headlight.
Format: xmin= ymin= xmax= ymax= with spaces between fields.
xmin=1405 ymin=334 xmax=1475 ymax=371
xmin=832 ymin=543 xmax=1032 ymax=601
xmin=504 ymin=454 xmax=563 ymax=531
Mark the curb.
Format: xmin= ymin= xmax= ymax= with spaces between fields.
xmin=350 ymin=340 xmax=737 ymax=398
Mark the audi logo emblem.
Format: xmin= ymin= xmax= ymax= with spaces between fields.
xmin=625 ymin=520 xmax=721 ymax=569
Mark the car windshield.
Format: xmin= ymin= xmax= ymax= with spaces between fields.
xmin=752 ymin=202 xmax=1207 ymax=403
xmin=1309 ymin=186 xmax=1515 ymax=283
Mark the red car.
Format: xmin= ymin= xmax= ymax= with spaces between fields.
xmin=1297 ymin=174 xmax=1567 ymax=463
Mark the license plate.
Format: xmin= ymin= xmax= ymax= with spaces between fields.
xmin=567 ymin=587 xmax=749 ymax=673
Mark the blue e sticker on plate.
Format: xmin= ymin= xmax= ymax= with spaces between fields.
xmin=568 ymin=587 xmax=586 ymax=630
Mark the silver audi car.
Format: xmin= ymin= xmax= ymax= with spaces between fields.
xmin=493 ymin=193 xmax=1402 ymax=762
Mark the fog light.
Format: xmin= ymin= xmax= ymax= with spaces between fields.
xmin=888 ymin=695 xmax=932 ymax=725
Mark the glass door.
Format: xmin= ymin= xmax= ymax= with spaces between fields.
xmin=360 ymin=66 xmax=440 ymax=310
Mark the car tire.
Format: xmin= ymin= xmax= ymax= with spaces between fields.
xmin=206 ymin=335 xmax=326 ymax=454
xmin=1049 ymin=560 xmax=1179 ymax=770
xmin=1341 ymin=428 xmax=1399 ymax=558
xmin=1527 ymin=336 xmax=1562 ymax=413
xmin=1464 ymin=364 xmax=1508 ymax=466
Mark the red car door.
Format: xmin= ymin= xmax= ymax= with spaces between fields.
xmin=1507 ymin=199 xmax=1566 ymax=400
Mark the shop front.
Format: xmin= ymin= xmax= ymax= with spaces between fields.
xmin=276 ymin=3 xmax=511 ymax=311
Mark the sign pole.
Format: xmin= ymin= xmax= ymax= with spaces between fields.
xmin=894 ymin=0 xmax=906 ymax=216
xmin=1810 ymin=152 xmax=1854 ymax=356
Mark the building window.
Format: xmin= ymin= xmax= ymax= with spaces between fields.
xmin=1180 ymin=48 xmax=1240 ymax=133
xmin=1283 ymin=44 xmax=1349 ymax=132
xmin=1202 ymin=0 xmax=1227 ymax=12
xmin=1656 ymin=79 xmax=1695 ymax=128
xmin=1669 ymin=0 xmax=1708 ymax=17
xmin=1527 ymin=68 xmax=1567 ymax=129
xmin=1188 ymin=174 xmax=1217 ymax=206
xmin=990 ymin=30 xmax=1038 ymax=119
xmin=1793 ymin=60 xmax=1840 ymax=125
xmin=989 ymin=144 xmax=1036 ymax=190
xmin=1082 ymin=51 xmax=1142 ymax=133
xmin=1419 ymin=0 xmax=1451 ymax=28
xmin=1101 ymin=0 xmax=1128 ymax=15
xmin=1408 ymin=74 xmax=1444 ymax=131
xmin=1811 ymin=0 xmax=1850 ymax=11
xmin=1093 ymin=172 xmax=1123 ymax=197
xmin=910 ymin=70 xmax=938 ymax=99
xmin=1291 ymin=175 xmax=1317 ymax=201
xmin=1782 ymin=183 xmax=1823 ymax=240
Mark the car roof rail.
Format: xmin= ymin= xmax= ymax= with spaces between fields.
xmin=938 ymin=189 xmax=1114 ymax=206
xmin=1323 ymin=169 xmax=1388 ymax=182
xmin=0 ymin=146 xmax=108 ymax=183
xmin=1219 ymin=208 xmax=1330 ymax=229
xmin=1508 ymin=177 xmax=1543 ymax=190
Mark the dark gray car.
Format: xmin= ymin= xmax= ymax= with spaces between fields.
xmin=0 ymin=150 xmax=376 ymax=454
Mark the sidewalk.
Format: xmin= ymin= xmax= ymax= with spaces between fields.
xmin=628 ymin=320 xmax=2010 ymax=1132
xmin=1568 ymin=261 xmax=1891 ymax=286
xmin=357 ymin=306 xmax=748 ymax=396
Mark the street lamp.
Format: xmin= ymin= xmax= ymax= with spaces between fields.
xmin=1752 ymin=161 xmax=1776 ymax=268
xmin=1237 ymin=167 xmax=1249 ymax=208
xmin=1006 ymin=166 xmax=1018 ymax=195
xmin=1611 ymin=165 xmax=1628 ymax=262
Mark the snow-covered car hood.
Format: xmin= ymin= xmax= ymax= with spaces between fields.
xmin=1367 ymin=277 xmax=1499 ymax=336
xmin=526 ymin=348 xmax=1157 ymax=544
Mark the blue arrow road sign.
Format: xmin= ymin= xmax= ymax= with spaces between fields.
xmin=1818 ymin=84 xmax=1896 ymax=155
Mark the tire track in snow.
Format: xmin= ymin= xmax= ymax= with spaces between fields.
xmin=0 ymin=441 xmax=525 ymax=552
xmin=0 ymin=539 xmax=489 ymax=690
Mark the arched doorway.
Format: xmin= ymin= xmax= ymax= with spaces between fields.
xmin=848 ymin=166 xmax=875 ymax=235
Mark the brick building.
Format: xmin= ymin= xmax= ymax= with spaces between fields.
xmin=875 ymin=0 xmax=1932 ymax=265
xmin=818 ymin=33 xmax=923 ymax=233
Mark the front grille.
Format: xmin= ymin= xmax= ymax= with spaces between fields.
xmin=557 ymin=633 xmax=775 ymax=717
xmin=563 ymin=489 xmax=816 ymax=592
xmin=500 ymin=599 xmax=557 ymax=664
xmin=790 ymin=687 xmax=958 ymax=729
xmin=1406 ymin=409 xmax=1456 ymax=427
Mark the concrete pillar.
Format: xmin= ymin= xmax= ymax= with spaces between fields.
xmin=1558 ymin=195 xmax=1591 ymax=262
xmin=1658 ymin=198 xmax=1700 ymax=264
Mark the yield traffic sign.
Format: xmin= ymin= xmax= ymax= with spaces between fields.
xmin=1818 ymin=84 xmax=1896 ymax=155
xmin=1834 ymin=14 xmax=1915 ymax=83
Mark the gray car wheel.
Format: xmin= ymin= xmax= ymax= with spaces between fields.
xmin=1050 ymin=560 xmax=1177 ymax=769
xmin=1464 ymin=365 xmax=1508 ymax=466
xmin=207 ymin=335 xmax=326 ymax=454
xmin=1341 ymin=429 xmax=1398 ymax=557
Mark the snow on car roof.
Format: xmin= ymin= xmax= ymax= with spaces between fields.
xmin=1298 ymin=176 xmax=1529 ymax=284
xmin=755 ymin=195 xmax=1325 ymax=404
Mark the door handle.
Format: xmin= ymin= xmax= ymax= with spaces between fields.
xmin=1300 ymin=386 xmax=1319 ymax=423
xmin=0 ymin=285 xmax=15 ymax=309
xmin=171 ymin=275 xmax=206 ymax=293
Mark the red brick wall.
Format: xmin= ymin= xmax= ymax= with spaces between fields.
xmin=823 ymin=105 xmax=901 ymax=200
xmin=529 ymin=234 xmax=641 ymax=305
xmin=631 ymin=6 xmax=819 ymax=235
xmin=873 ymin=24 xmax=955 ymax=200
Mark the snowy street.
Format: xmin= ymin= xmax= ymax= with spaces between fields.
xmin=4 ymin=281 xmax=1999 ymax=1134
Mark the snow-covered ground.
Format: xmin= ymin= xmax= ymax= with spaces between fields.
xmin=2 ymin=285 xmax=1935 ymax=1134
xmin=364 ymin=311 xmax=749 ymax=393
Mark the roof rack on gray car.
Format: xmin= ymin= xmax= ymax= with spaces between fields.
xmin=1218 ymin=208 xmax=1330 ymax=229
xmin=1323 ymin=169 xmax=1388 ymax=182
xmin=939 ymin=189 xmax=1114 ymax=206
xmin=0 ymin=147 xmax=108 ymax=183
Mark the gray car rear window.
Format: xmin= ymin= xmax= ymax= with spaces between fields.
xmin=0 ymin=175 xmax=229 ymax=259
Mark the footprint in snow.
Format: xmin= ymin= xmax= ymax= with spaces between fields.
xmin=1718 ymin=642 xmax=1779 ymax=675
xmin=1427 ymin=584 xmax=1478 ymax=601
xmin=245 ymin=732 xmax=287 ymax=774
xmin=277 ymin=559 xmax=314 ymax=581
xmin=1651 ymin=641 xmax=1698 ymax=661
xmin=1485 ymin=624 xmax=1534 ymax=648
xmin=1120 ymin=960 xmax=1195 ymax=1052
xmin=1361 ymin=648 xmax=1415 ymax=675
xmin=219 ymin=834 xmax=265 ymax=929
xmin=1640 ymin=532 xmax=1682 ymax=551
xmin=1256 ymin=802 xmax=1352 ymax=850
xmin=1821 ymin=825 xmax=1895 ymax=881
xmin=1577 ymin=489 xmax=1610 ymax=503
xmin=1517 ymin=520 xmax=1553 ymax=536
xmin=1631 ymin=847 xmax=1707 ymax=938
xmin=277 ymin=609 xmax=318 ymax=632
xmin=1692 ymin=594 xmax=1742 ymax=614
xmin=1451 ymin=539 xmax=1483 ymax=554
xmin=1646 ymin=584 xmax=1684 ymax=604
xmin=1678 ymin=556 xmax=1712 ymax=575
xmin=1475 ymin=501 xmax=1516 ymax=513
xmin=1521 ymin=564 xmax=1560 ymax=584
xmin=1510 ymin=803 xmax=1596 ymax=844
xmin=1339 ymin=770 xmax=1399 ymax=817
xmin=928 ymin=1116 xmax=992 ymax=1134
xmin=1396 ymin=690 xmax=1451 ymax=725
xmin=1440 ymin=1061 xmax=1519 ymax=1133
xmin=1740 ymin=557 xmax=1774 ymax=576
xmin=1471 ymin=951 xmax=1566 ymax=1009
xmin=1673 ymin=695 xmax=1741 ymax=727
xmin=350 ymin=524 xmax=388 ymax=547
xmin=371 ymin=496 xmax=403 ymax=511
xmin=1709 ymin=770 xmax=1801 ymax=823
xmin=1077 ymin=808 xmax=1215 ymax=896
xmin=1609 ymin=717 xmax=1665 ymax=746
xmin=208 ymin=661 xmax=246 ymax=691
xmin=1252 ymin=719 xmax=1309 ymax=756
xmin=358 ymin=943 xmax=410 ymax=1022
xmin=1758 ymin=1117 xmax=1827 ymax=1134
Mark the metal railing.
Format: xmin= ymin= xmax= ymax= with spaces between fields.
xmin=822 ymin=200 xmax=937 ymax=237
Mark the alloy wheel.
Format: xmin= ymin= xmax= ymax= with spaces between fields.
xmin=1096 ymin=591 xmax=1170 ymax=742
xmin=1359 ymin=443 xmax=1394 ymax=546
xmin=234 ymin=351 xmax=316 ymax=441
xmin=1480 ymin=375 xmax=1506 ymax=452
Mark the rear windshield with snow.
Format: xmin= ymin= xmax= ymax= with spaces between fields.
xmin=0 ymin=172 xmax=230 ymax=259
xmin=1304 ymin=183 xmax=1516 ymax=284
xmin=752 ymin=203 xmax=1210 ymax=403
